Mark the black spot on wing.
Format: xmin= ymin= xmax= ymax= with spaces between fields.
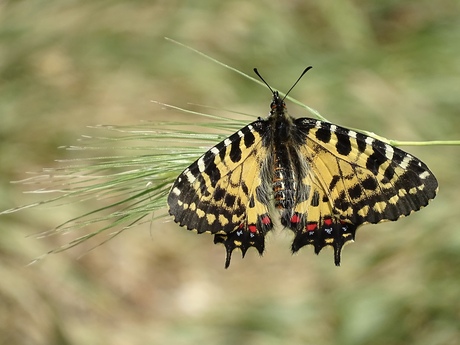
xmin=355 ymin=132 xmax=368 ymax=153
xmin=214 ymin=186 xmax=226 ymax=201
xmin=311 ymin=190 xmax=320 ymax=206
xmin=348 ymin=184 xmax=362 ymax=199
xmin=362 ymin=176 xmax=378 ymax=190
xmin=204 ymin=159 xmax=221 ymax=187
xmin=329 ymin=175 xmax=340 ymax=190
xmin=214 ymin=141 xmax=227 ymax=162
xmin=334 ymin=190 xmax=351 ymax=212
xmin=229 ymin=136 xmax=242 ymax=163
xmin=335 ymin=131 xmax=352 ymax=156
xmin=390 ymin=148 xmax=405 ymax=165
xmin=383 ymin=165 xmax=395 ymax=182
xmin=197 ymin=174 xmax=211 ymax=197
xmin=366 ymin=141 xmax=388 ymax=175
xmin=244 ymin=130 xmax=256 ymax=148
xmin=224 ymin=194 xmax=236 ymax=208
xmin=316 ymin=126 xmax=332 ymax=143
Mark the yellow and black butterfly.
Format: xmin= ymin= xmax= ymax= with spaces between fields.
xmin=168 ymin=67 xmax=438 ymax=268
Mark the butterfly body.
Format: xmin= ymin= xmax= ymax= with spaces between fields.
xmin=168 ymin=90 xmax=438 ymax=268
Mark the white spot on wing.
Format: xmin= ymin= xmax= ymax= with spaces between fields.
xmin=400 ymin=155 xmax=412 ymax=169
xmin=419 ymin=171 xmax=431 ymax=179
xmin=210 ymin=147 xmax=220 ymax=155
xmin=197 ymin=157 xmax=206 ymax=172
xmin=348 ymin=130 xmax=357 ymax=139
xmin=365 ymin=136 xmax=374 ymax=146
xmin=384 ymin=144 xmax=394 ymax=160
xmin=185 ymin=170 xmax=196 ymax=183
xmin=224 ymin=139 xmax=232 ymax=147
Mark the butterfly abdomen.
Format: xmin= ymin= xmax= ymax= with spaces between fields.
xmin=273 ymin=148 xmax=297 ymax=210
xmin=271 ymin=113 xmax=301 ymax=227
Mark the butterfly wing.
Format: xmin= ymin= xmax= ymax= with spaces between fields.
xmin=288 ymin=118 xmax=438 ymax=264
xmin=168 ymin=120 xmax=274 ymax=268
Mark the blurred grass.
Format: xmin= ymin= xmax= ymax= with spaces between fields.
xmin=1 ymin=1 xmax=460 ymax=345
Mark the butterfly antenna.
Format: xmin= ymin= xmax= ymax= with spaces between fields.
xmin=253 ymin=68 xmax=275 ymax=94
xmin=254 ymin=66 xmax=313 ymax=100
xmin=283 ymin=66 xmax=313 ymax=100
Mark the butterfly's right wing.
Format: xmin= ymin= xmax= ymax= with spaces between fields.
xmin=168 ymin=120 xmax=274 ymax=268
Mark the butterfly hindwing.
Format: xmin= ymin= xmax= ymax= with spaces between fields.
xmin=286 ymin=168 xmax=358 ymax=266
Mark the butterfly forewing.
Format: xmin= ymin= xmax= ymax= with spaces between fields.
xmin=168 ymin=90 xmax=438 ymax=268
xmin=295 ymin=119 xmax=438 ymax=224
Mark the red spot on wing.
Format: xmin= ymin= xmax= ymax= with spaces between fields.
xmin=261 ymin=215 xmax=271 ymax=225
xmin=248 ymin=224 xmax=257 ymax=233
xmin=307 ymin=223 xmax=317 ymax=231
xmin=324 ymin=218 xmax=333 ymax=226
xmin=290 ymin=213 xmax=301 ymax=224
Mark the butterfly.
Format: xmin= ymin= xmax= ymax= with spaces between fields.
xmin=167 ymin=67 xmax=438 ymax=268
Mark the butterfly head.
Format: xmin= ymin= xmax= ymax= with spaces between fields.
xmin=270 ymin=91 xmax=286 ymax=115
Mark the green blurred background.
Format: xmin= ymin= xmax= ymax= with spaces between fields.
xmin=1 ymin=1 xmax=459 ymax=344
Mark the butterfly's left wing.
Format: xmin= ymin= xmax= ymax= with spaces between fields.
xmin=287 ymin=118 xmax=438 ymax=265
xmin=168 ymin=121 xmax=274 ymax=268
